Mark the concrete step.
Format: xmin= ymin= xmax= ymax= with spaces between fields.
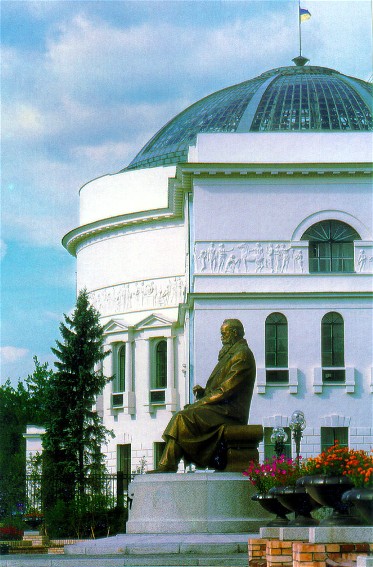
xmin=64 ymin=532 xmax=252 ymax=556
xmin=122 ymin=553 xmax=248 ymax=566
xmin=0 ymin=552 xmax=248 ymax=567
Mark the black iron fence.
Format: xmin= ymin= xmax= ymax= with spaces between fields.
xmin=25 ymin=472 xmax=131 ymax=513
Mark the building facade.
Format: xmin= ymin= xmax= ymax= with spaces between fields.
xmin=62 ymin=63 xmax=373 ymax=474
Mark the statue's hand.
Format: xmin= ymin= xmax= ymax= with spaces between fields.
xmin=193 ymin=385 xmax=205 ymax=400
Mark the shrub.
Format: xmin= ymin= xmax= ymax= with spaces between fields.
xmin=0 ymin=522 xmax=23 ymax=541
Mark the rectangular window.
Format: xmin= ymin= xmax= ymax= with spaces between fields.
xmin=322 ymin=369 xmax=346 ymax=382
xmin=112 ymin=393 xmax=124 ymax=407
xmin=321 ymin=427 xmax=348 ymax=452
xmin=154 ymin=442 xmax=166 ymax=469
xmin=264 ymin=427 xmax=292 ymax=460
xmin=266 ymin=370 xmax=289 ymax=383
xmin=150 ymin=389 xmax=166 ymax=403
xmin=117 ymin=444 xmax=131 ymax=491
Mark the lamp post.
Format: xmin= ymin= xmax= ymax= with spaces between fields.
xmin=271 ymin=427 xmax=288 ymax=457
xmin=289 ymin=410 xmax=306 ymax=464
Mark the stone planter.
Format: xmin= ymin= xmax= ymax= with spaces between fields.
xmin=342 ymin=487 xmax=373 ymax=525
xmin=24 ymin=517 xmax=43 ymax=531
xmin=269 ymin=484 xmax=320 ymax=526
xmin=251 ymin=492 xmax=289 ymax=526
xmin=297 ymin=475 xmax=361 ymax=526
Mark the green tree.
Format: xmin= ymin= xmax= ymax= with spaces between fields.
xmin=0 ymin=380 xmax=29 ymax=517
xmin=43 ymin=289 xmax=112 ymax=505
xmin=25 ymin=357 xmax=54 ymax=426
xmin=0 ymin=359 xmax=53 ymax=518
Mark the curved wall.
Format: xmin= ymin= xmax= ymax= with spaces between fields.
xmin=76 ymin=221 xmax=186 ymax=293
xmin=79 ymin=166 xmax=176 ymax=225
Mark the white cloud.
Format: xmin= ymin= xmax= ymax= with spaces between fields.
xmin=1 ymin=346 xmax=29 ymax=363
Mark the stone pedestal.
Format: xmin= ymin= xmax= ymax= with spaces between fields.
xmin=223 ymin=424 xmax=263 ymax=472
xmin=127 ymin=472 xmax=271 ymax=534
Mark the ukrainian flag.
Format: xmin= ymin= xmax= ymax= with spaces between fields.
xmin=300 ymin=7 xmax=311 ymax=22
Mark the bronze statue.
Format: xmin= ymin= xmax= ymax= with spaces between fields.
xmin=154 ymin=319 xmax=256 ymax=472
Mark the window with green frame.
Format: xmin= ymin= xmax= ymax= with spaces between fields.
xmin=150 ymin=339 xmax=167 ymax=403
xmin=154 ymin=442 xmax=166 ymax=469
xmin=265 ymin=313 xmax=289 ymax=383
xmin=117 ymin=443 xmax=131 ymax=490
xmin=321 ymin=312 xmax=345 ymax=382
xmin=321 ymin=427 xmax=348 ymax=452
xmin=264 ymin=427 xmax=292 ymax=460
xmin=115 ymin=345 xmax=126 ymax=392
xmin=301 ymin=220 xmax=360 ymax=273
xmin=112 ymin=344 xmax=126 ymax=407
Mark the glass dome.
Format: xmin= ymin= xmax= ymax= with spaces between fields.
xmin=125 ymin=65 xmax=372 ymax=171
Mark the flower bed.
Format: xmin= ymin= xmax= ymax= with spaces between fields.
xmin=0 ymin=525 xmax=23 ymax=541
xmin=243 ymin=455 xmax=304 ymax=494
xmin=303 ymin=442 xmax=373 ymax=484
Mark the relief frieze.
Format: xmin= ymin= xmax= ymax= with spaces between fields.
xmin=89 ymin=276 xmax=186 ymax=316
xmin=194 ymin=242 xmax=306 ymax=274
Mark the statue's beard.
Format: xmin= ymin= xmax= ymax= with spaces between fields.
xmin=218 ymin=339 xmax=236 ymax=359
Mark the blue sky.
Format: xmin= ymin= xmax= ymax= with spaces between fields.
xmin=1 ymin=0 xmax=372 ymax=385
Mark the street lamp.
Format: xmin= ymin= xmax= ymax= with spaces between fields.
xmin=289 ymin=410 xmax=306 ymax=464
xmin=270 ymin=427 xmax=288 ymax=457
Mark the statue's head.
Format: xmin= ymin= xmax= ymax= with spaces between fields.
xmin=221 ymin=319 xmax=245 ymax=345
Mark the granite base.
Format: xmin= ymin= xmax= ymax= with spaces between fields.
xmin=127 ymin=472 xmax=271 ymax=534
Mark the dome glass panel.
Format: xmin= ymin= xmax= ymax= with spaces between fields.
xmin=125 ymin=65 xmax=372 ymax=171
xmin=251 ymin=72 xmax=372 ymax=131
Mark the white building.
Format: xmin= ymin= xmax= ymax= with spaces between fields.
xmin=62 ymin=61 xmax=373 ymax=475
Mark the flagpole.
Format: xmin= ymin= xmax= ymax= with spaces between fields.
xmin=293 ymin=1 xmax=309 ymax=66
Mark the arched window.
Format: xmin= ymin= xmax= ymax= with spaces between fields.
xmin=155 ymin=340 xmax=167 ymax=389
xmin=112 ymin=344 xmax=126 ymax=407
xmin=150 ymin=339 xmax=167 ymax=403
xmin=117 ymin=345 xmax=126 ymax=392
xmin=265 ymin=313 xmax=288 ymax=383
xmin=301 ymin=220 xmax=360 ymax=273
xmin=321 ymin=312 xmax=345 ymax=382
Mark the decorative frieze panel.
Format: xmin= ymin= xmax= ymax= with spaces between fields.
xmin=194 ymin=241 xmax=307 ymax=275
xmin=89 ymin=276 xmax=186 ymax=316
xmin=355 ymin=248 xmax=373 ymax=273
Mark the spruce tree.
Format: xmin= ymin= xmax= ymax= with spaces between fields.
xmin=43 ymin=289 xmax=112 ymax=504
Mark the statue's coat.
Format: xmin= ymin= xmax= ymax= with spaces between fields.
xmin=162 ymin=338 xmax=256 ymax=468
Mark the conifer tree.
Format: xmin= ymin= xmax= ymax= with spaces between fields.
xmin=42 ymin=289 xmax=112 ymax=504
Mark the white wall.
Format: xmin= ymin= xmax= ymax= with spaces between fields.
xmin=80 ymin=166 xmax=176 ymax=225
xmin=76 ymin=222 xmax=186 ymax=292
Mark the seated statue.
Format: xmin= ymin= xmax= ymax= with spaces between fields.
xmin=153 ymin=318 xmax=256 ymax=472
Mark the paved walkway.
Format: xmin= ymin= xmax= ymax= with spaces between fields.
xmin=0 ymin=553 xmax=248 ymax=567
xmin=0 ymin=533 xmax=253 ymax=567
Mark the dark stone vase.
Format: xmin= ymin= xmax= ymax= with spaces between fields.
xmin=24 ymin=517 xmax=43 ymax=530
xmin=297 ymin=475 xmax=361 ymax=526
xmin=251 ymin=492 xmax=289 ymax=526
xmin=342 ymin=487 xmax=373 ymax=525
xmin=269 ymin=485 xmax=320 ymax=526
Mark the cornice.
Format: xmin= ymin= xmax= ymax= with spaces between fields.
xmin=63 ymin=207 xmax=178 ymax=256
xmin=63 ymin=161 xmax=371 ymax=256
xmin=184 ymin=290 xmax=373 ymax=306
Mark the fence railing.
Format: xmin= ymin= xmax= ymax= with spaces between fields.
xmin=25 ymin=472 xmax=131 ymax=513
